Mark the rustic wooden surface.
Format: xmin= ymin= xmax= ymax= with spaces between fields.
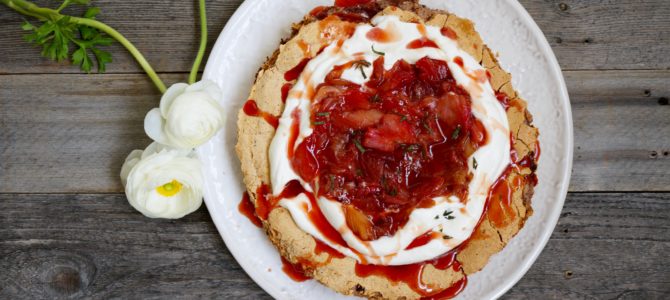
xmin=0 ymin=0 xmax=668 ymax=299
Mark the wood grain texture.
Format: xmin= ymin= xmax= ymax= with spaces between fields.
xmin=519 ymin=0 xmax=670 ymax=70
xmin=0 ymin=192 xmax=667 ymax=298
xmin=2 ymin=71 xmax=669 ymax=193
xmin=568 ymin=70 xmax=670 ymax=191
xmin=1 ymin=0 xmax=669 ymax=299
xmin=0 ymin=0 xmax=244 ymax=74
xmin=0 ymin=193 xmax=271 ymax=299
xmin=502 ymin=192 xmax=670 ymax=300
xmin=0 ymin=73 xmax=181 ymax=193
xmin=0 ymin=0 xmax=668 ymax=74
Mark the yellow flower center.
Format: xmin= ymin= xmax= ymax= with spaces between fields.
xmin=156 ymin=180 xmax=183 ymax=197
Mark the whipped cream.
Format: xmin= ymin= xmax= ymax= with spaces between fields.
xmin=268 ymin=15 xmax=510 ymax=265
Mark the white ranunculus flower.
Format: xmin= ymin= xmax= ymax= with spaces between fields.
xmin=144 ymin=80 xmax=225 ymax=149
xmin=120 ymin=142 xmax=203 ymax=219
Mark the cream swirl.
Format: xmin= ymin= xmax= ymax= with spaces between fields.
xmin=268 ymin=15 xmax=510 ymax=265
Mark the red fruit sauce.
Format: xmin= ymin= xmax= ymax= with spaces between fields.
xmin=440 ymin=27 xmax=458 ymax=40
xmin=335 ymin=0 xmax=373 ymax=7
xmin=290 ymin=56 xmax=488 ymax=241
xmin=407 ymin=38 xmax=439 ymax=49
xmin=281 ymin=83 xmax=293 ymax=103
xmin=238 ymin=192 xmax=262 ymax=228
xmin=284 ymin=58 xmax=311 ymax=81
xmin=367 ymin=27 xmax=399 ymax=43
xmin=281 ymin=257 xmax=311 ymax=282
xmin=354 ymin=249 xmax=462 ymax=297
xmin=243 ymin=99 xmax=279 ymax=129
xmin=405 ymin=231 xmax=442 ymax=250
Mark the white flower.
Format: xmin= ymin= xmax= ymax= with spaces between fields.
xmin=120 ymin=142 xmax=203 ymax=219
xmin=144 ymin=80 xmax=225 ymax=149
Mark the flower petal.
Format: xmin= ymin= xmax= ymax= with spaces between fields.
xmin=188 ymin=80 xmax=222 ymax=103
xmin=120 ymin=149 xmax=143 ymax=187
xmin=123 ymin=143 xmax=203 ymax=219
xmin=144 ymin=108 xmax=169 ymax=146
xmin=160 ymin=82 xmax=189 ymax=118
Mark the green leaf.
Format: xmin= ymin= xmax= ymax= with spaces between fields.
xmin=72 ymin=47 xmax=85 ymax=65
xmin=17 ymin=3 xmax=115 ymax=74
xmin=84 ymin=7 xmax=101 ymax=19
xmin=91 ymin=48 xmax=112 ymax=73
xmin=21 ymin=21 xmax=35 ymax=31
xmin=72 ymin=46 xmax=92 ymax=73
xmin=91 ymin=36 xmax=113 ymax=46
xmin=79 ymin=25 xmax=97 ymax=40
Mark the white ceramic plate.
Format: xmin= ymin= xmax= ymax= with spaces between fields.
xmin=199 ymin=0 xmax=573 ymax=299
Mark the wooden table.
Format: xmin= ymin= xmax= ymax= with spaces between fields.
xmin=1 ymin=0 xmax=668 ymax=298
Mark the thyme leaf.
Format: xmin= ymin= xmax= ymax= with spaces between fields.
xmin=372 ymin=45 xmax=385 ymax=55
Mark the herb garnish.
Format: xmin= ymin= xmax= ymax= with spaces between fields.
xmin=19 ymin=2 xmax=114 ymax=74
xmin=371 ymin=94 xmax=381 ymax=103
xmin=353 ymin=138 xmax=366 ymax=153
xmin=421 ymin=114 xmax=436 ymax=135
xmin=328 ymin=175 xmax=335 ymax=192
xmin=352 ymin=59 xmax=371 ymax=79
xmin=473 ymin=157 xmax=478 ymax=170
xmin=316 ymin=112 xmax=330 ymax=117
xmin=403 ymin=144 xmax=420 ymax=154
xmin=443 ymin=210 xmax=455 ymax=220
xmin=372 ymin=45 xmax=385 ymax=56
xmin=443 ymin=235 xmax=452 ymax=240
xmin=451 ymin=125 xmax=461 ymax=139
xmin=388 ymin=188 xmax=398 ymax=196
xmin=313 ymin=121 xmax=325 ymax=126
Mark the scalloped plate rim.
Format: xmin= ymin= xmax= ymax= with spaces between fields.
xmin=198 ymin=0 xmax=573 ymax=299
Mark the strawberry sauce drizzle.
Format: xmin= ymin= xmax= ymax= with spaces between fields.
xmin=314 ymin=238 xmax=346 ymax=259
xmin=284 ymin=58 xmax=311 ymax=81
xmin=367 ymin=27 xmax=399 ymax=43
xmin=255 ymin=180 xmax=349 ymax=248
xmin=440 ymin=27 xmax=458 ymax=40
xmin=287 ymin=109 xmax=301 ymax=158
xmin=453 ymin=56 xmax=464 ymax=68
xmin=354 ymin=248 xmax=463 ymax=297
xmin=420 ymin=276 xmax=467 ymax=300
xmin=334 ymin=0 xmax=373 ymax=7
xmin=281 ymin=257 xmax=311 ymax=282
xmin=407 ymin=38 xmax=440 ymax=49
xmin=281 ymin=83 xmax=293 ymax=103
xmin=238 ymin=192 xmax=262 ymax=228
xmin=405 ymin=231 xmax=442 ymax=250
xmin=243 ymin=99 xmax=279 ymax=129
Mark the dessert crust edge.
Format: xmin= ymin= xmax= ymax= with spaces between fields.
xmin=235 ymin=2 xmax=539 ymax=299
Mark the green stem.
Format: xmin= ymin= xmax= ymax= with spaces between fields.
xmin=55 ymin=0 xmax=69 ymax=12
xmin=189 ymin=0 xmax=207 ymax=84
xmin=2 ymin=0 xmax=167 ymax=93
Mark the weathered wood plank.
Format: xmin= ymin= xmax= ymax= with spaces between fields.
xmin=568 ymin=71 xmax=670 ymax=191
xmin=503 ymin=192 xmax=670 ymax=300
xmin=518 ymin=0 xmax=670 ymax=70
xmin=0 ymin=192 xmax=667 ymax=298
xmin=0 ymin=73 xmax=181 ymax=193
xmin=0 ymin=0 xmax=244 ymax=74
xmin=0 ymin=0 xmax=668 ymax=73
xmin=2 ymin=70 xmax=669 ymax=193
xmin=0 ymin=193 xmax=271 ymax=299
